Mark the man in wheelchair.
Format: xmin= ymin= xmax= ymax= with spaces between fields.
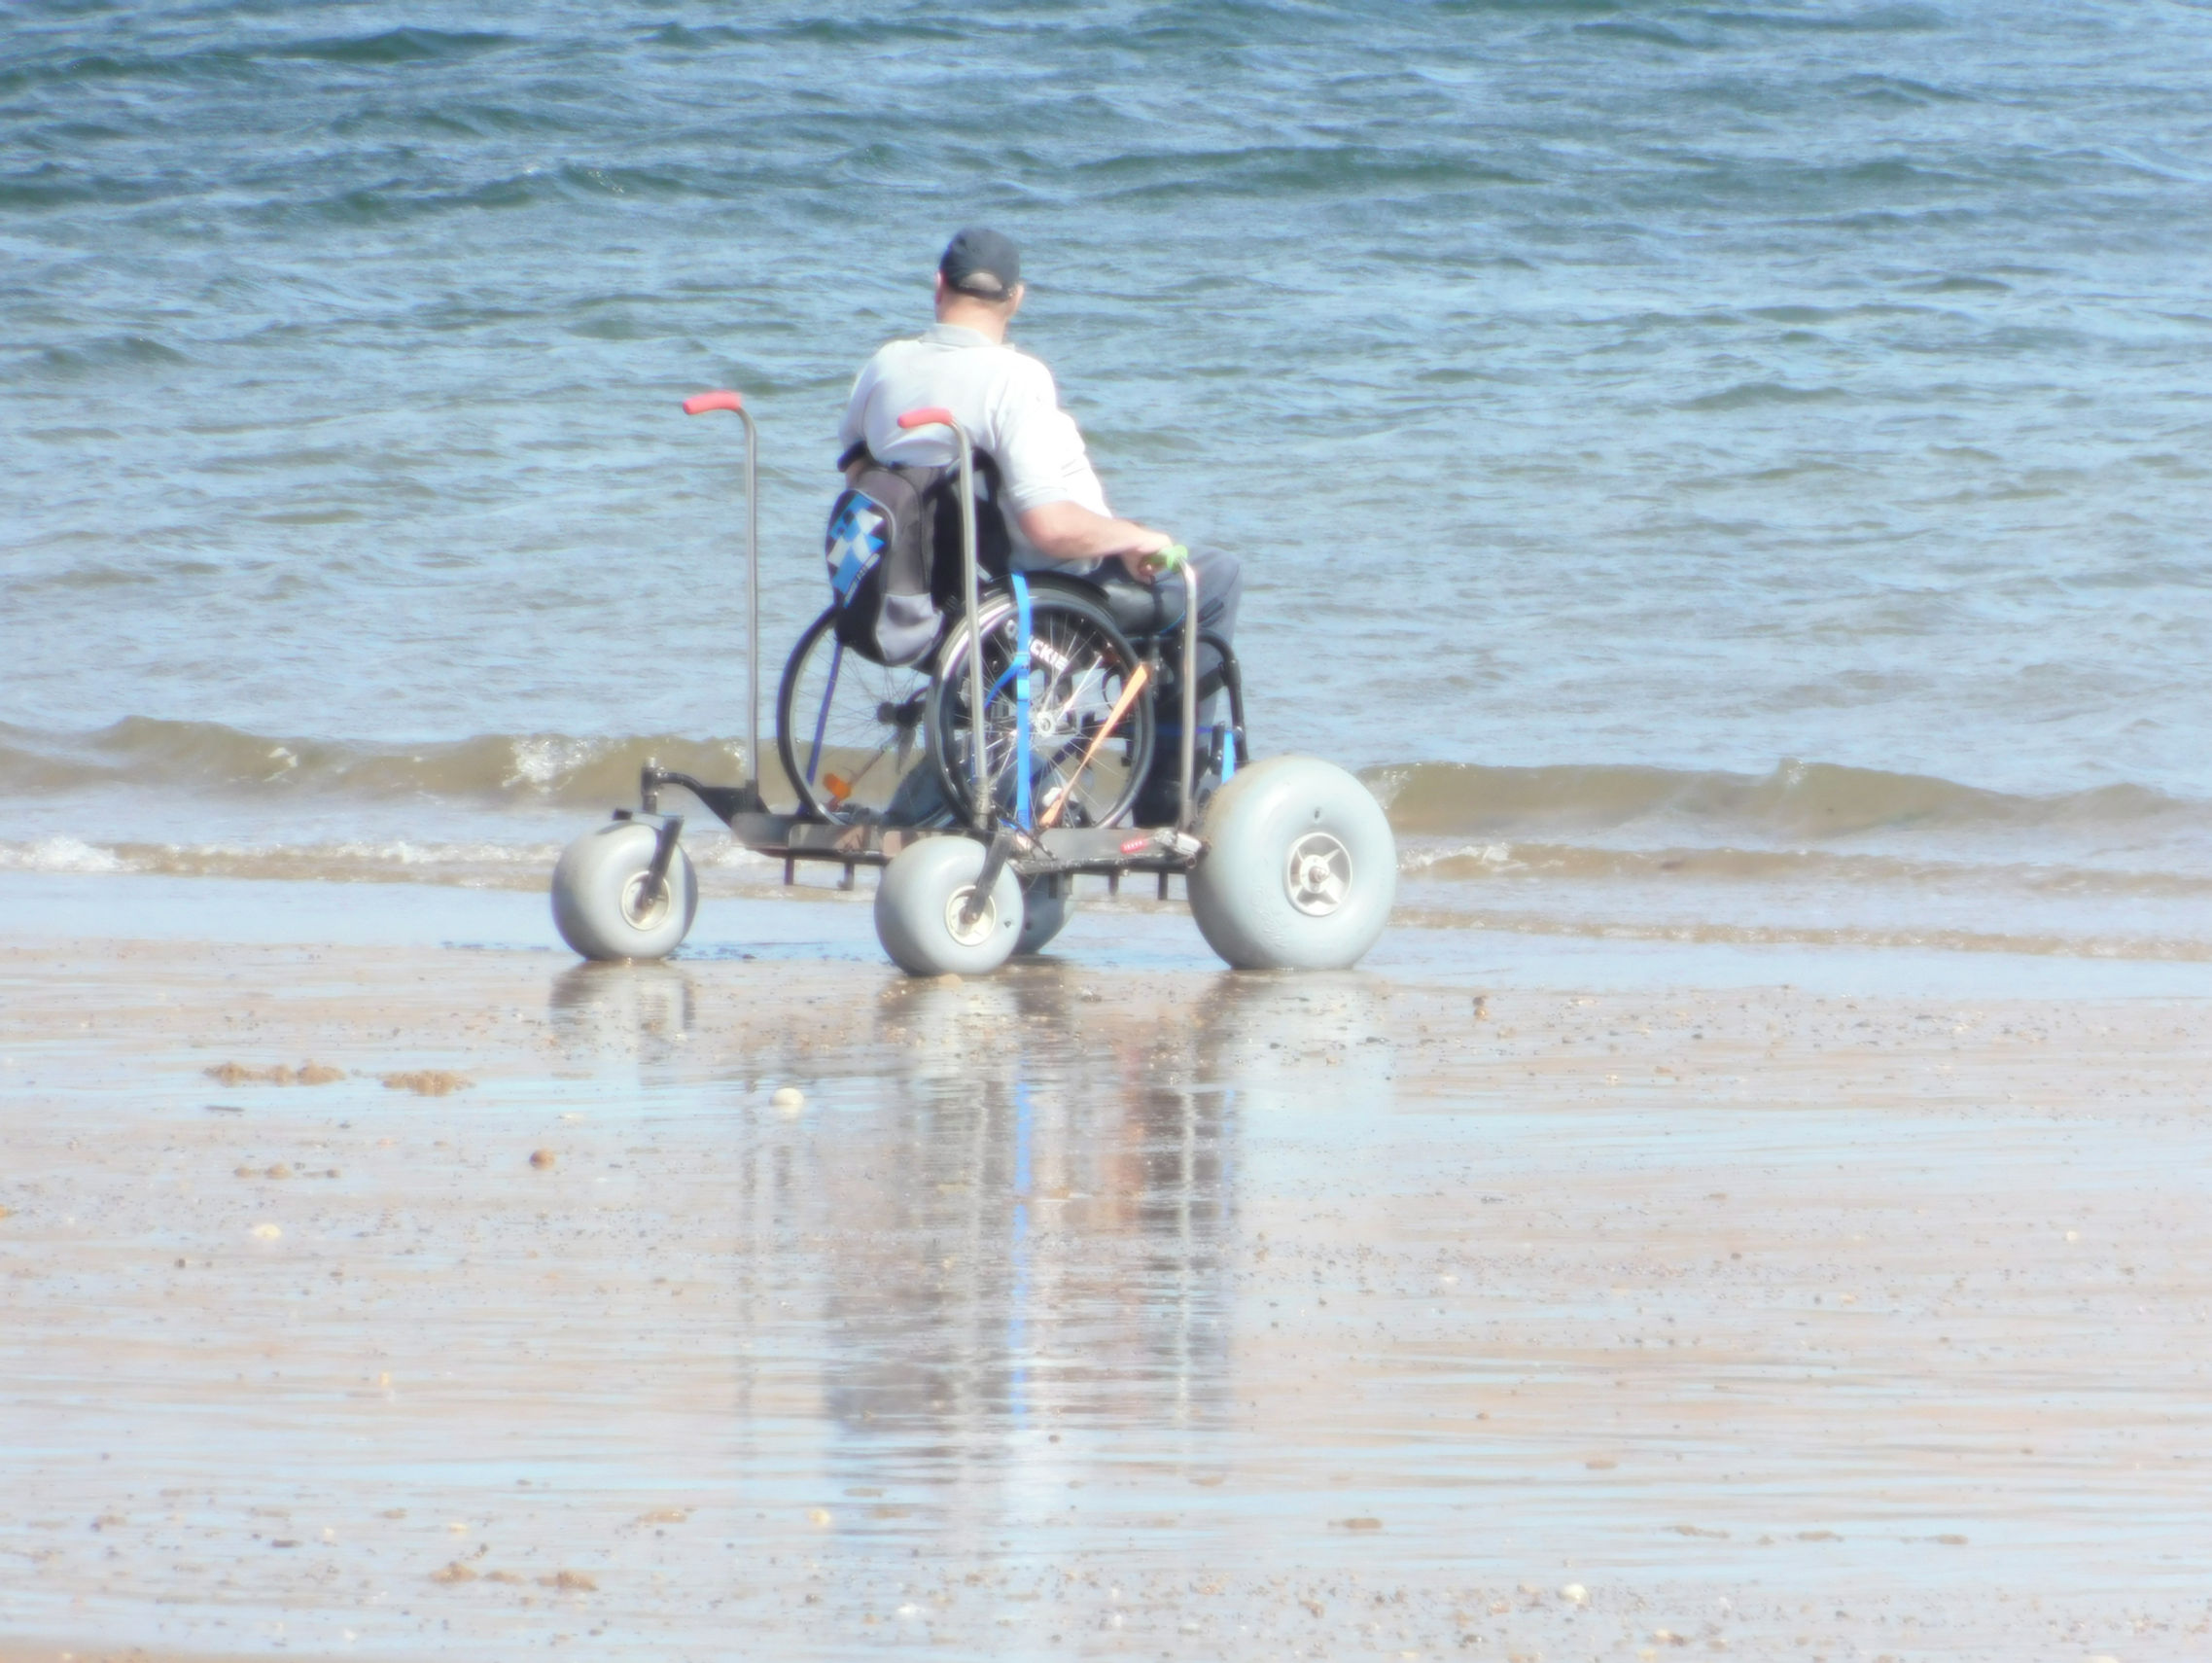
xmin=832 ymin=227 xmax=1243 ymax=829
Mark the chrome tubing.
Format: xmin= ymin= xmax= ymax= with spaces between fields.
xmin=741 ymin=407 xmax=759 ymax=793
xmin=682 ymin=391 xmax=761 ymax=793
xmin=1177 ymin=556 xmax=1201 ymax=831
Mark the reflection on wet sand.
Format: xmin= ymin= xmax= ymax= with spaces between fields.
xmin=548 ymin=960 xmax=696 ymax=1064
xmin=816 ymin=968 xmax=1262 ymax=1443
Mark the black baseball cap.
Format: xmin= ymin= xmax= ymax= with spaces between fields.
xmin=939 ymin=227 xmax=1022 ymax=300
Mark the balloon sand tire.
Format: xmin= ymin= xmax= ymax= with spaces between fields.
xmin=874 ymin=837 xmax=1024 ymax=977
xmin=1186 ymin=755 xmax=1395 ymax=971
xmin=550 ymin=821 xmax=700 ymax=962
xmin=1015 ymin=874 xmax=1077 ymax=956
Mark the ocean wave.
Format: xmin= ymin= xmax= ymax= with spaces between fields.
xmin=0 ymin=833 xmax=764 ymax=889
xmin=0 ymin=835 xmax=557 ymax=883
xmin=1402 ymin=839 xmax=2212 ymax=899
xmin=0 ymin=720 xmax=756 ymax=809
xmin=0 ymin=835 xmax=128 ymax=875
xmin=8 ymin=722 xmax=2208 ymax=856
xmin=1078 ymin=143 xmax=1533 ymax=204
xmin=1366 ymin=759 xmax=2199 ymax=842
xmin=272 ymin=28 xmax=516 ymax=66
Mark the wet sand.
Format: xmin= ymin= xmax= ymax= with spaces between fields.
xmin=3 ymin=928 xmax=2209 ymax=1661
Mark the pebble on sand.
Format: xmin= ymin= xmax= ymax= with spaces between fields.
xmin=529 ymin=1149 xmax=556 ymax=1169
xmin=204 ymin=1060 xmax=344 ymax=1086
xmin=807 ymin=1506 xmax=833 ymax=1526
xmin=382 ymin=1070 xmax=474 ymax=1096
xmin=773 ymin=1086 xmax=806 ymax=1117
xmin=249 ymin=1222 xmax=282 ymax=1241
xmin=1559 ymin=1582 xmax=1589 ymax=1606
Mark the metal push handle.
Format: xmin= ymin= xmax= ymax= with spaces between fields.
xmin=896 ymin=407 xmax=990 ymax=831
xmin=683 ymin=390 xmax=760 ymax=798
xmin=1175 ymin=552 xmax=1201 ymax=830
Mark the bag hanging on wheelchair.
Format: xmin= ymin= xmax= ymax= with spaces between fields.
xmin=823 ymin=448 xmax=1010 ymax=668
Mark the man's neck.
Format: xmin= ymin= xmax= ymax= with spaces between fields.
xmin=933 ymin=300 xmax=1010 ymax=342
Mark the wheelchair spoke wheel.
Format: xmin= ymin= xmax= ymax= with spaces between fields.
xmin=776 ymin=607 xmax=940 ymax=825
xmin=929 ymin=585 xmax=1153 ymax=831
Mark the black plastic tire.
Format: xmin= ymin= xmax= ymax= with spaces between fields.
xmin=549 ymin=821 xmax=699 ymax=962
xmin=775 ymin=606 xmax=936 ymax=824
xmin=873 ymin=836 xmax=1023 ymax=976
xmin=1185 ymin=756 xmax=1394 ymax=971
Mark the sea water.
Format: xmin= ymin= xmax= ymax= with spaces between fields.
xmin=5 ymin=0 xmax=2211 ymax=960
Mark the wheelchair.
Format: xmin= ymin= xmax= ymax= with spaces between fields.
xmin=776 ymin=563 xmax=1246 ymax=835
xmin=548 ymin=391 xmax=1393 ymax=977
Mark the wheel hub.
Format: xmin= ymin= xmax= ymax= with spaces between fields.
xmin=620 ymin=870 xmax=671 ymax=930
xmin=943 ymin=884 xmax=998 ymax=947
xmin=1284 ymin=831 xmax=1352 ymax=917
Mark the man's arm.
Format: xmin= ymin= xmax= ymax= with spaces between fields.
xmin=1016 ymin=500 xmax=1175 ymax=579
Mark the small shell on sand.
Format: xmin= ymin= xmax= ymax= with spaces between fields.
xmin=529 ymin=1149 xmax=556 ymax=1169
xmin=1559 ymin=1582 xmax=1588 ymax=1606
xmin=773 ymin=1086 xmax=806 ymax=1117
xmin=249 ymin=1222 xmax=281 ymax=1241
xmin=382 ymin=1070 xmax=473 ymax=1096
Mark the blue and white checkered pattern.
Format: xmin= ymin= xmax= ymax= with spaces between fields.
xmin=825 ymin=495 xmax=887 ymax=600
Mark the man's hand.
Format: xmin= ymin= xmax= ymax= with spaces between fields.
xmin=1017 ymin=500 xmax=1175 ymax=575
xmin=1117 ymin=542 xmax=1187 ymax=581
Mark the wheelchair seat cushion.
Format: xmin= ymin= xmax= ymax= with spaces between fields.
xmin=1066 ymin=566 xmax=1187 ymax=639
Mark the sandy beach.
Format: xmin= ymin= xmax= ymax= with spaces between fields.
xmin=4 ymin=897 xmax=2207 ymax=1662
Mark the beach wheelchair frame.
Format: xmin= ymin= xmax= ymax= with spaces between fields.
xmin=549 ymin=390 xmax=1394 ymax=976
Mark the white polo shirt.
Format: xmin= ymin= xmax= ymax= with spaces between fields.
xmin=837 ymin=324 xmax=1109 ymax=571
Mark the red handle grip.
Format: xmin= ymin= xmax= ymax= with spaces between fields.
xmin=683 ymin=390 xmax=745 ymax=416
xmin=896 ymin=407 xmax=955 ymax=430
